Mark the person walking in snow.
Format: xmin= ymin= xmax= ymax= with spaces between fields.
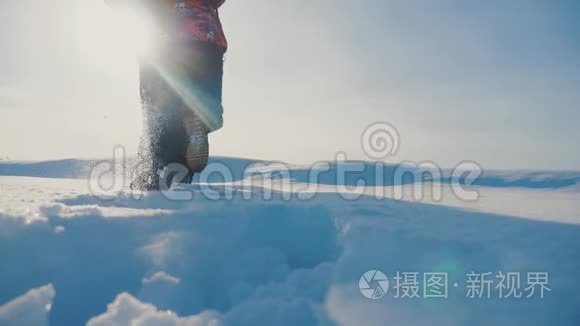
xmin=106 ymin=0 xmax=227 ymax=190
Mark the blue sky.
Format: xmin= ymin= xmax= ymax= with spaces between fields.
xmin=0 ymin=0 xmax=578 ymax=169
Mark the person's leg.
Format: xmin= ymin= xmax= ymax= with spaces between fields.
xmin=132 ymin=62 xmax=191 ymax=190
xmin=179 ymin=44 xmax=225 ymax=176
xmin=132 ymin=43 xmax=224 ymax=189
xmin=131 ymin=64 xmax=165 ymax=190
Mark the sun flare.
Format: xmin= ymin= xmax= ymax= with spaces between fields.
xmin=73 ymin=4 xmax=157 ymax=71
xmin=107 ymin=8 xmax=156 ymax=56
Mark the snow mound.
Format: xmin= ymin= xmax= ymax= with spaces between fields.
xmin=87 ymin=292 xmax=222 ymax=326
xmin=0 ymin=284 xmax=55 ymax=326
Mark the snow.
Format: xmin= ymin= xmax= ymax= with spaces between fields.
xmin=0 ymin=284 xmax=55 ymax=326
xmin=0 ymin=157 xmax=579 ymax=325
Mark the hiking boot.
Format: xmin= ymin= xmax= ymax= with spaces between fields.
xmin=183 ymin=107 xmax=209 ymax=173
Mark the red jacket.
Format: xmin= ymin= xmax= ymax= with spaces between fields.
xmin=107 ymin=0 xmax=227 ymax=51
xmin=175 ymin=0 xmax=227 ymax=50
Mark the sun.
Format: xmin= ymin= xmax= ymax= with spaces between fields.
xmin=72 ymin=3 xmax=157 ymax=71
xmin=107 ymin=7 xmax=157 ymax=57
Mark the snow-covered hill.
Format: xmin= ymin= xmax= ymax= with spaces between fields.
xmin=0 ymin=158 xmax=579 ymax=325
xmin=2 ymin=157 xmax=580 ymax=189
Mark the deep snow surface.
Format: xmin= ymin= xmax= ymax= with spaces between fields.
xmin=0 ymin=158 xmax=579 ymax=325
